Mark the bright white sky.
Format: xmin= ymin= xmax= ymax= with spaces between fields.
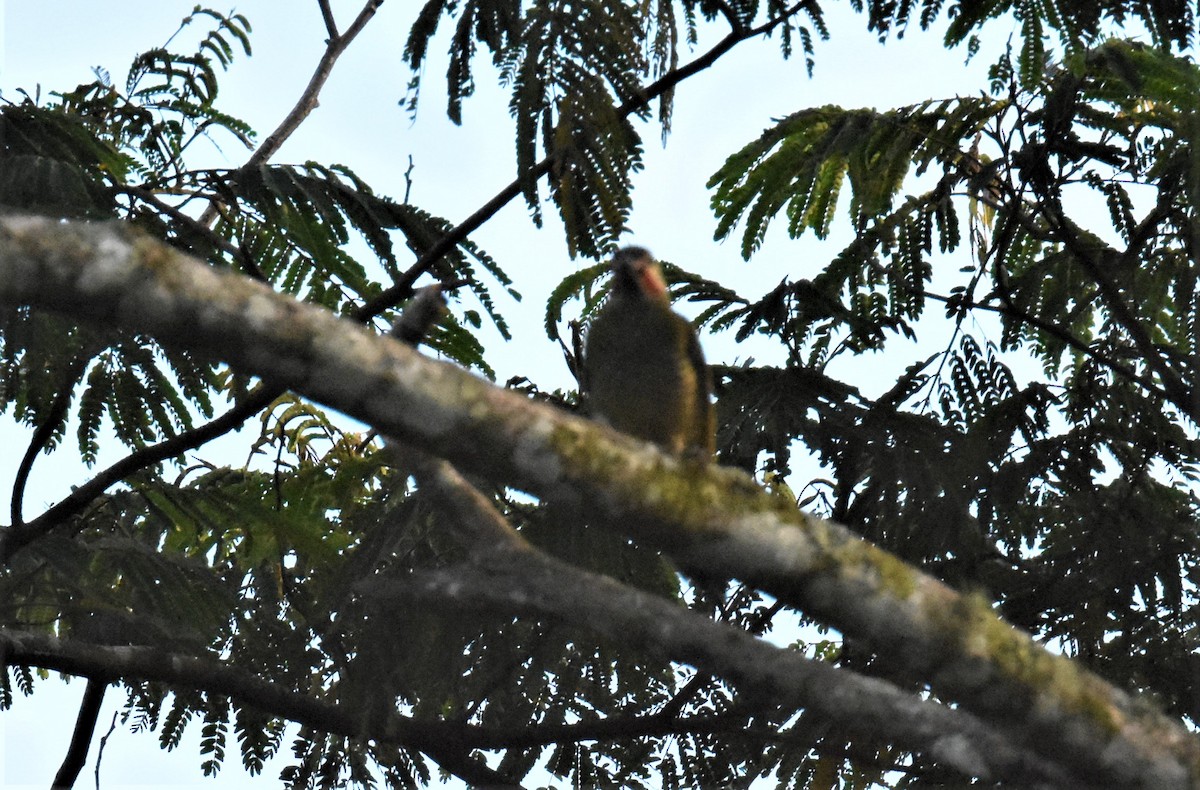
xmin=0 ymin=1 xmax=1010 ymax=786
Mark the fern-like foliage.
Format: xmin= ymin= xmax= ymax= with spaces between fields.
xmin=710 ymin=98 xmax=1002 ymax=255
xmin=501 ymin=1 xmax=648 ymax=257
xmin=0 ymin=105 xmax=128 ymax=218
xmin=860 ymin=0 xmax=1197 ymax=87
xmin=402 ymin=0 xmax=828 ymax=259
xmin=0 ymin=11 xmax=256 ymax=460
xmin=404 ymin=0 xmax=522 ymax=124
xmin=215 ymin=161 xmax=517 ymax=370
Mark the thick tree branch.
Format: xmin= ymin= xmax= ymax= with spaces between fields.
xmin=1 ymin=216 xmax=1197 ymax=787
xmin=43 ymin=1 xmax=802 ymax=547
xmin=396 ymin=453 xmax=1065 ymax=784
xmin=11 ymin=0 xmax=391 ymax=556
xmin=22 ymin=0 xmax=805 ymax=550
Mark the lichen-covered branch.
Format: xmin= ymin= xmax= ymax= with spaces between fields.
xmin=0 ymin=214 xmax=1197 ymax=787
xmin=394 ymin=453 xmax=1066 ymax=784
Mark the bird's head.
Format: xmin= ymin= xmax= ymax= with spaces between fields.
xmin=610 ymin=246 xmax=669 ymax=303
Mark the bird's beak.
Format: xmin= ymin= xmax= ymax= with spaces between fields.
xmin=635 ymin=260 xmax=668 ymax=300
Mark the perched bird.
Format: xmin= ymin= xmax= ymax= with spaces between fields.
xmin=584 ymin=246 xmax=715 ymax=458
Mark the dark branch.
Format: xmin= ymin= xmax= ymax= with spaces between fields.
xmin=0 ymin=386 xmax=281 ymax=563
xmin=395 ymin=455 xmax=1063 ymax=786
xmin=121 ymin=185 xmax=265 ymax=281
xmin=925 ymin=288 xmax=1164 ymax=398
xmin=318 ymin=0 xmax=339 ymax=39
xmin=4 ymin=1 xmax=816 ymax=557
xmin=51 ymin=678 xmax=107 ymax=789
xmin=1040 ymin=198 xmax=1193 ymax=413
xmin=10 ymin=350 xmax=91 ymax=527
xmin=1 ymin=630 xmax=517 ymax=789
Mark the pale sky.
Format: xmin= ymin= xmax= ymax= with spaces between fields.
xmin=0 ymin=2 xmax=1006 ymax=786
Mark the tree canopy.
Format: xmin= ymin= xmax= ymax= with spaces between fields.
xmin=3 ymin=1 xmax=1200 ymax=787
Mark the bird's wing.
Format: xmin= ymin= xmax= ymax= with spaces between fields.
xmin=685 ymin=320 xmax=717 ymax=455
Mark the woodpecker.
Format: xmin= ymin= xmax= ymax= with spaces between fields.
xmin=584 ymin=246 xmax=715 ymax=457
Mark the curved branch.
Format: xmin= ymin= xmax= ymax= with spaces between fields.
xmin=398 ymin=453 xmax=1063 ymax=784
xmin=26 ymin=1 xmax=808 ymax=546
xmin=10 ymin=349 xmax=92 ymax=527
xmin=12 ymin=0 xmax=806 ymax=547
xmin=1028 ymin=189 xmax=1193 ymax=414
xmin=0 ymin=629 xmax=517 ymax=788
xmin=1 ymin=386 xmax=281 ymax=563
xmin=923 ymin=288 xmax=1163 ymax=396
xmin=51 ymin=677 xmax=107 ymax=789
xmin=6 ymin=0 xmax=392 ymax=555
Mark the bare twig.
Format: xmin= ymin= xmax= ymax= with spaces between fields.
xmin=197 ymin=0 xmax=386 ymax=227
xmin=923 ymin=288 xmax=1162 ymax=396
xmin=318 ymin=0 xmax=339 ymax=39
xmin=93 ymin=710 xmax=118 ymax=790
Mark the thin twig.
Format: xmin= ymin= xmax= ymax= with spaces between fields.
xmin=10 ymin=350 xmax=92 ymax=527
xmin=197 ymin=0 xmax=385 ymax=227
xmin=93 ymin=710 xmax=118 ymax=790
xmin=924 ymin=288 xmax=1162 ymax=395
xmin=0 ymin=386 xmax=281 ymax=563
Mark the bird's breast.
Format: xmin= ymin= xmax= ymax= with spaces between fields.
xmin=585 ymin=303 xmax=697 ymax=455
